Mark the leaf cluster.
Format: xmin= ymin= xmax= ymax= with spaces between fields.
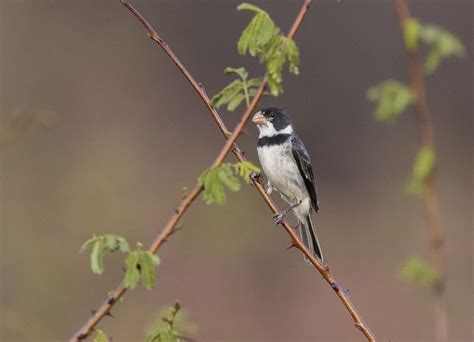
xmin=146 ymin=302 xmax=194 ymax=342
xmin=399 ymin=256 xmax=438 ymax=288
xmin=403 ymin=18 xmax=465 ymax=73
xmin=198 ymin=161 xmax=261 ymax=205
xmin=367 ymin=80 xmax=413 ymax=121
xmin=406 ymin=147 xmax=435 ymax=195
xmin=211 ymin=67 xmax=263 ymax=111
xmin=80 ymin=234 xmax=130 ymax=274
xmin=124 ymin=244 xmax=161 ymax=290
xmin=93 ymin=329 xmax=109 ymax=342
xmin=237 ymin=3 xmax=300 ymax=96
xmin=81 ymin=235 xmax=160 ymax=290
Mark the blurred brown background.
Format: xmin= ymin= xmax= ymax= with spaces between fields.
xmin=1 ymin=0 xmax=472 ymax=341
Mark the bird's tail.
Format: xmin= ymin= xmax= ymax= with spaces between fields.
xmin=298 ymin=215 xmax=324 ymax=264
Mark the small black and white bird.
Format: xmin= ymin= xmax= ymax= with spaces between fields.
xmin=252 ymin=107 xmax=323 ymax=263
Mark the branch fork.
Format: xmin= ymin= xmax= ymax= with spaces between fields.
xmin=70 ymin=1 xmax=375 ymax=341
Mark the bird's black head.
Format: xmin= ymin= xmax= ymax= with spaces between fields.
xmin=252 ymin=107 xmax=293 ymax=133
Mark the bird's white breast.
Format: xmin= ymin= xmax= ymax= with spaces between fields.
xmin=257 ymin=142 xmax=307 ymax=204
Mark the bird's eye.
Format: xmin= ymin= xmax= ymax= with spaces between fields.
xmin=270 ymin=113 xmax=275 ymax=118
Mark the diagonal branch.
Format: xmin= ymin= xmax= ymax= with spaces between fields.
xmin=394 ymin=1 xmax=447 ymax=341
xmin=120 ymin=1 xmax=375 ymax=340
xmin=70 ymin=1 xmax=316 ymax=341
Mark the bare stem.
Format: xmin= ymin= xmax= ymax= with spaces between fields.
xmin=394 ymin=1 xmax=447 ymax=340
xmin=70 ymin=1 xmax=375 ymax=341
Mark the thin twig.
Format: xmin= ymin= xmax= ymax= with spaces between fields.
xmin=70 ymin=1 xmax=317 ymax=341
xmin=119 ymin=1 xmax=374 ymax=340
xmin=394 ymin=1 xmax=447 ymax=341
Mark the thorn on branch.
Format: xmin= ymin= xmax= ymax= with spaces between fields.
xmin=330 ymin=281 xmax=350 ymax=296
xmin=107 ymin=297 xmax=116 ymax=305
xmin=91 ymin=309 xmax=97 ymax=316
xmin=77 ymin=333 xmax=88 ymax=340
xmin=106 ymin=311 xmax=114 ymax=318
xmin=285 ymin=238 xmax=299 ymax=250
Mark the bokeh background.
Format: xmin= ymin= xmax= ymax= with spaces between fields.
xmin=1 ymin=0 xmax=472 ymax=341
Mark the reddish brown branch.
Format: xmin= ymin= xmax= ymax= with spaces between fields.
xmin=394 ymin=1 xmax=447 ymax=341
xmin=71 ymin=1 xmax=375 ymax=341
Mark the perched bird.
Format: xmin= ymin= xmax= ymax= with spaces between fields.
xmin=252 ymin=107 xmax=323 ymax=263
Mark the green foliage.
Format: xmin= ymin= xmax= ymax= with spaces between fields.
xmin=237 ymin=3 xmax=300 ymax=96
xmin=93 ymin=329 xmax=109 ymax=342
xmin=234 ymin=161 xmax=261 ymax=183
xmin=402 ymin=17 xmax=465 ymax=73
xmin=80 ymin=234 xmax=130 ymax=274
xmin=198 ymin=161 xmax=261 ymax=205
xmin=399 ymin=256 xmax=438 ymax=288
xmin=403 ymin=18 xmax=422 ymax=51
xmin=212 ymin=3 xmax=301 ymax=105
xmin=124 ymin=244 xmax=161 ymax=290
xmin=198 ymin=164 xmax=241 ymax=205
xmin=146 ymin=302 xmax=196 ymax=342
xmin=419 ymin=24 xmax=465 ymax=74
xmin=406 ymin=147 xmax=436 ymax=195
xmin=210 ymin=67 xmax=263 ymax=111
xmin=237 ymin=3 xmax=280 ymax=57
xmin=367 ymin=80 xmax=413 ymax=121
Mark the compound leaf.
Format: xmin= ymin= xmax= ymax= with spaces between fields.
xmin=124 ymin=250 xmax=141 ymax=290
xmin=399 ymin=256 xmax=438 ymax=288
xmin=367 ymin=80 xmax=413 ymax=121
xmin=406 ymin=147 xmax=436 ymax=195
xmin=234 ymin=161 xmax=261 ymax=183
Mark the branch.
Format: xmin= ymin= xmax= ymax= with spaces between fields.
xmin=394 ymin=1 xmax=447 ymax=341
xmin=71 ymin=1 xmax=375 ymax=341
xmin=70 ymin=1 xmax=314 ymax=341
xmin=121 ymin=1 xmax=375 ymax=340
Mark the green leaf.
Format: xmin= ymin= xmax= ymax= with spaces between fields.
xmin=224 ymin=67 xmax=248 ymax=81
xmin=80 ymin=234 xmax=130 ymax=275
xmin=234 ymin=161 xmax=261 ymax=183
xmin=80 ymin=235 xmax=100 ymax=254
xmin=367 ymin=80 xmax=413 ymax=121
xmin=237 ymin=3 xmax=266 ymax=14
xmin=237 ymin=3 xmax=280 ymax=56
xmin=247 ymin=77 xmax=263 ymax=88
xmin=124 ymin=250 xmax=141 ymax=289
xmin=406 ymin=147 xmax=436 ymax=195
xmin=403 ymin=18 xmax=421 ymax=51
xmin=140 ymin=251 xmax=160 ymax=290
xmin=419 ymin=24 xmax=465 ymax=74
xmin=261 ymin=36 xmax=300 ymax=96
xmin=399 ymin=256 xmax=438 ymax=288
xmin=146 ymin=329 xmax=177 ymax=342
xmin=90 ymin=239 xmax=105 ymax=274
xmin=210 ymin=80 xmax=243 ymax=109
xmin=227 ymin=93 xmax=245 ymax=111
xmin=198 ymin=164 xmax=241 ymax=205
xmin=104 ymin=234 xmax=130 ymax=252
xmin=217 ymin=164 xmax=241 ymax=192
xmin=93 ymin=329 xmax=109 ymax=342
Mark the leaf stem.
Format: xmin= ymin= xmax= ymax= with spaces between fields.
xmin=242 ymin=79 xmax=251 ymax=108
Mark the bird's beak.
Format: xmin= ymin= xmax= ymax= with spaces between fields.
xmin=252 ymin=111 xmax=268 ymax=126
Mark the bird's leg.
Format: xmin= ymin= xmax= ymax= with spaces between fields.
xmin=273 ymin=200 xmax=302 ymax=225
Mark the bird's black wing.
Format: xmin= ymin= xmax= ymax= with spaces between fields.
xmin=291 ymin=135 xmax=319 ymax=212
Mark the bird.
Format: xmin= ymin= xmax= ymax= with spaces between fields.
xmin=252 ymin=107 xmax=323 ymax=263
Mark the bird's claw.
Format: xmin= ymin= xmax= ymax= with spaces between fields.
xmin=249 ymin=171 xmax=261 ymax=181
xmin=272 ymin=212 xmax=285 ymax=225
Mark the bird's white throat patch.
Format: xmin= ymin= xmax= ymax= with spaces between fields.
xmin=258 ymin=123 xmax=293 ymax=138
